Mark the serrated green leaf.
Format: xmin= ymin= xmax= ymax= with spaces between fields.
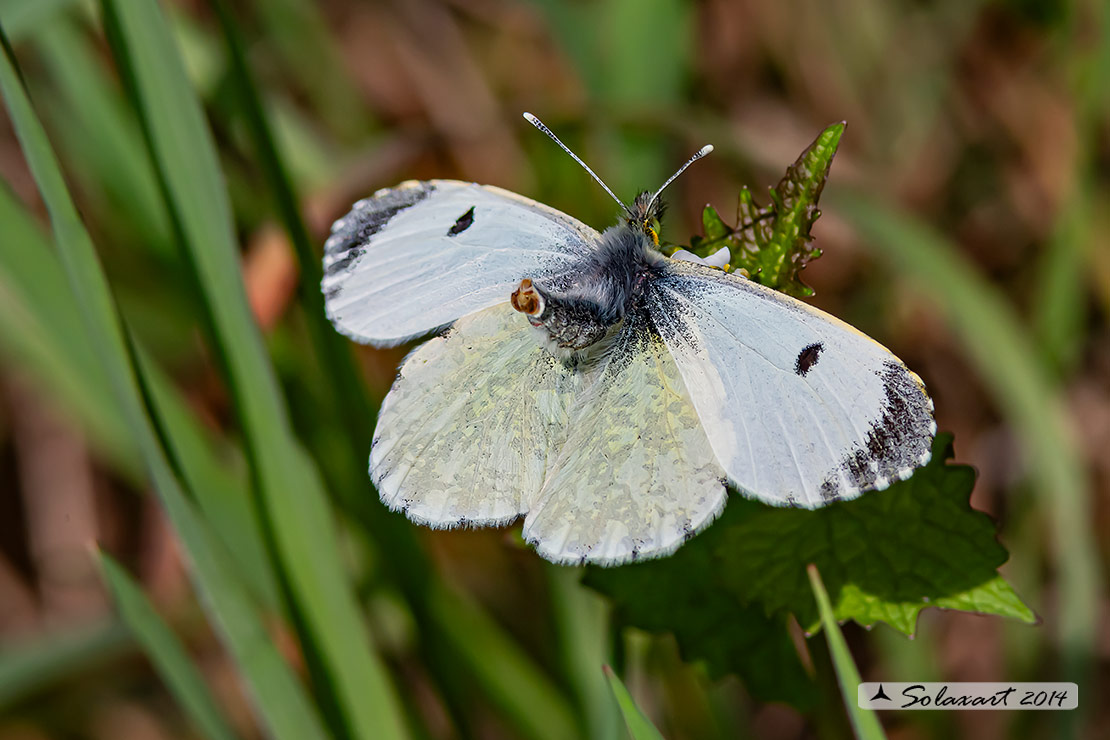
xmin=684 ymin=123 xmax=842 ymax=297
xmin=603 ymin=665 xmax=666 ymax=740
xmin=587 ymin=434 xmax=1033 ymax=703
xmin=717 ymin=434 xmax=1035 ymax=634
xmin=702 ymin=204 xmax=730 ymax=240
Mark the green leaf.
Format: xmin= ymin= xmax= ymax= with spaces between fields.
xmin=719 ymin=434 xmax=1034 ymax=634
xmin=807 ymin=565 xmax=886 ymax=740
xmin=98 ymin=552 xmax=239 ymax=740
xmin=682 ymin=122 xmax=843 ymax=297
xmin=588 ymin=435 xmax=1033 ymax=703
xmin=603 ymin=665 xmax=666 ymax=740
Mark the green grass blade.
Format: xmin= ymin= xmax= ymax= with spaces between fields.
xmin=603 ymin=665 xmax=666 ymax=740
xmin=98 ymin=552 xmax=240 ymax=740
xmin=0 ymin=178 xmax=280 ymax=612
xmin=207 ymin=0 xmax=377 ymax=486
xmin=207 ymin=14 xmax=593 ymax=739
xmin=549 ymin=567 xmax=621 ymax=740
xmin=429 ymin=583 xmax=580 ymax=740
xmin=0 ymin=179 xmax=138 ymax=474
xmin=806 ymin=565 xmax=886 ymax=740
xmin=34 ymin=18 xmax=172 ymax=253
xmin=0 ymin=0 xmax=79 ymax=42
xmin=832 ymin=191 xmax=1099 ymax=685
xmin=95 ymin=2 xmax=409 ymax=737
xmin=138 ymin=350 xmax=282 ymax=610
xmin=0 ymin=620 xmax=133 ymax=711
xmin=0 ymin=27 xmax=329 ymax=740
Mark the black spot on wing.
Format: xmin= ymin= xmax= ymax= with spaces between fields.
xmin=820 ymin=361 xmax=934 ymax=494
xmin=323 ymin=182 xmax=435 ymax=276
xmin=795 ymin=342 xmax=823 ymax=376
xmin=447 ymin=206 xmax=475 ymax=236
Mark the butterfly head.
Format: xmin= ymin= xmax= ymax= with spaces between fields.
xmin=628 ymin=191 xmax=666 ymax=245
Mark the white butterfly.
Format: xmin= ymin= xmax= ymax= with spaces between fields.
xmin=322 ymin=114 xmax=936 ymax=565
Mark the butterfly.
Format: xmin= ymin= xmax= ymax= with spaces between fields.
xmin=322 ymin=113 xmax=936 ymax=565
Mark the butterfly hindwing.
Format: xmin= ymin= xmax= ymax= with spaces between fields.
xmin=371 ymin=304 xmax=581 ymax=526
xmin=323 ymin=180 xmax=599 ymax=347
xmin=648 ymin=260 xmax=935 ymax=507
xmin=522 ymin=307 xmax=728 ymax=565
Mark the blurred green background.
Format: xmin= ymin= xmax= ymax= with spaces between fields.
xmin=0 ymin=0 xmax=1106 ymax=738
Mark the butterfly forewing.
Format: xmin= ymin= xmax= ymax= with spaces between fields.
xmin=522 ymin=308 xmax=728 ymax=565
xmin=648 ymin=260 xmax=935 ymax=507
xmin=323 ymin=180 xmax=599 ymax=346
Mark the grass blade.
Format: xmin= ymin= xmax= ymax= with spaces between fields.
xmin=429 ymin=583 xmax=580 ymax=740
xmin=96 ymin=1 xmax=409 ymax=737
xmin=98 ymin=552 xmax=239 ymax=740
xmin=0 ymin=179 xmax=138 ymax=473
xmin=603 ymin=665 xmax=665 ymax=740
xmin=34 ymin=18 xmax=172 ymax=253
xmin=0 ymin=0 xmax=78 ymax=42
xmin=0 ymin=26 xmax=329 ymax=740
xmin=206 ymin=0 xmax=377 ymax=495
xmin=0 ymin=620 xmax=132 ymax=711
xmin=207 ymin=11 xmax=595 ymax=740
xmin=0 ymin=180 xmax=280 ymax=611
xmin=806 ymin=565 xmax=886 ymax=740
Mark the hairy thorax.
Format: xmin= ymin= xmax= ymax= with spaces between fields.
xmin=510 ymin=224 xmax=661 ymax=359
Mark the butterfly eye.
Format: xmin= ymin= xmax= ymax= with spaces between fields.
xmin=510 ymin=278 xmax=545 ymax=316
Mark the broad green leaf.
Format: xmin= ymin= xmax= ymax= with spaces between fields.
xmin=96 ymin=1 xmax=408 ymax=737
xmin=684 ymin=122 xmax=843 ymax=297
xmin=0 ymin=25 xmax=329 ymax=740
xmin=807 ymin=565 xmax=886 ymax=740
xmin=603 ymin=665 xmax=666 ymax=740
xmin=717 ymin=434 xmax=1034 ymax=634
xmin=588 ymin=435 xmax=1033 ymax=704
xmin=98 ymin=552 xmax=239 ymax=740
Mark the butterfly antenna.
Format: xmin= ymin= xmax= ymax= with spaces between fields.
xmin=647 ymin=144 xmax=714 ymax=214
xmin=523 ymin=112 xmax=633 ymax=219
